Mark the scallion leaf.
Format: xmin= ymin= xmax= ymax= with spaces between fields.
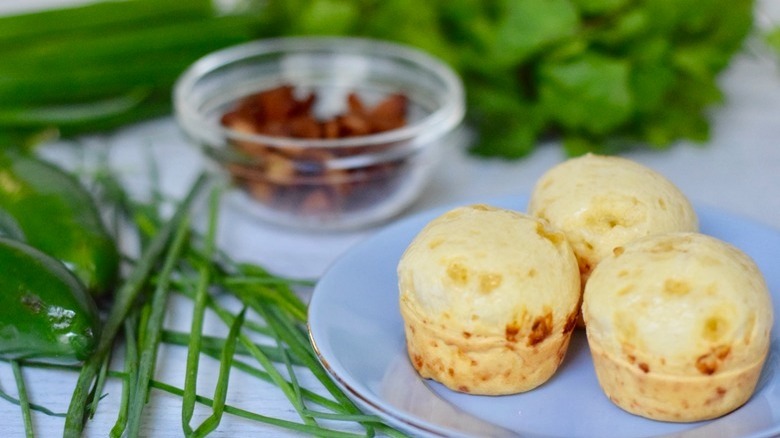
xmin=0 ymin=89 xmax=150 ymax=127
xmin=182 ymin=186 xmax=222 ymax=435
xmin=11 ymin=361 xmax=34 ymax=438
xmin=0 ymin=369 xmax=65 ymax=417
xmin=64 ymin=173 xmax=210 ymax=438
xmin=151 ymin=380 xmax=368 ymax=438
xmin=190 ymin=307 xmax=246 ymax=437
xmin=110 ymin=315 xmax=140 ymax=438
xmin=126 ymin=212 xmax=193 ymax=437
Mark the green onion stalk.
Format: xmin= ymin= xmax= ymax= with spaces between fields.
xmin=19 ymin=150 xmax=407 ymax=437
xmin=0 ymin=0 xmax=263 ymax=149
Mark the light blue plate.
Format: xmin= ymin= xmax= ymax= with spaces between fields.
xmin=308 ymin=196 xmax=780 ymax=438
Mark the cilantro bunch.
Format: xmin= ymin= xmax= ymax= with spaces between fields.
xmin=255 ymin=0 xmax=756 ymax=157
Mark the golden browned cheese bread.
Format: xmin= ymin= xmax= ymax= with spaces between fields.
xmin=528 ymin=154 xmax=698 ymax=287
xmin=583 ymin=232 xmax=773 ymax=422
xmin=398 ymin=204 xmax=581 ymax=395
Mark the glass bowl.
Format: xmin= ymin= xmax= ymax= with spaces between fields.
xmin=173 ymin=36 xmax=465 ymax=230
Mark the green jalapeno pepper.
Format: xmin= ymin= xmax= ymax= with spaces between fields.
xmin=0 ymin=150 xmax=119 ymax=297
xmin=0 ymin=237 xmax=100 ymax=363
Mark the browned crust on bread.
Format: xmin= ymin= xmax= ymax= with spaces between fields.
xmin=400 ymin=296 xmax=576 ymax=395
xmin=588 ymin=337 xmax=766 ymax=422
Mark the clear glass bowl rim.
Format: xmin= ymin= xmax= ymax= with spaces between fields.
xmin=173 ymin=36 xmax=466 ymax=150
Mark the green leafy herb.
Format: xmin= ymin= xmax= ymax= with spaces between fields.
xmin=0 ymin=0 xmax=759 ymax=157
xmin=253 ymin=0 xmax=756 ymax=157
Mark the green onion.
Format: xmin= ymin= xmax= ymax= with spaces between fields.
xmin=14 ymin=354 xmax=379 ymax=438
xmin=302 ymin=409 xmax=385 ymax=423
xmin=222 ymin=277 xmax=309 ymax=322
xmin=135 ymin=301 xmax=152 ymax=365
xmin=64 ymin=173 xmax=210 ymax=437
xmin=278 ymin=330 xmax=312 ymax=426
xmin=1 ymin=16 xmax=257 ymax=65
xmin=151 ymin=380 xmax=369 ymax=438
xmin=53 ymin=150 xmax=410 ymax=436
xmin=182 ymin=186 xmax=221 ymax=436
xmin=0 ymin=90 xmax=150 ymax=127
xmin=0 ymin=0 xmax=260 ymax=146
xmin=87 ymin=346 xmax=113 ymax=419
xmin=0 ymin=0 xmax=214 ymax=47
xmin=222 ymin=275 xmax=316 ymax=288
xmin=0 ymin=22 xmax=256 ymax=106
xmin=202 ymin=353 xmax=343 ymax=413
xmin=126 ymin=212 xmax=193 ymax=437
xmin=163 ymin=329 xmax=299 ymax=364
xmin=0 ymin=369 xmax=65 ymax=417
xmin=191 ymin=307 xmax=246 ymax=437
xmin=257 ymin=302 xmax=364 ymax=415
xmin=110 ymin=316 xmax=140 ymax=438
xmin=11 ymin=361 xmax=33 ymax=438
xmin=197 ymin=290 xmax=319 ymax=427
